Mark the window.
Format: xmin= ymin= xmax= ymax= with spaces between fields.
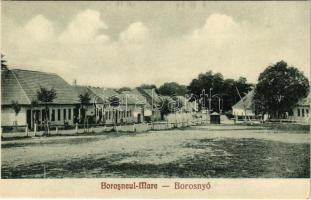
xmin=42 ymin=110 xmax=46 ymax=120
xmin=306 ymin=109 xmax=309 ymax=117
xmin=63 ymin=109 xmax=67 ymax=120
xmin=68 ymin=109 xmax=71 ymax=120
xmin=58 ymin=109 xmax=61 ymax=121
xmin=302 ymin=109 xmax=305 ymax=117
xmin=297 ymin=108 xmax=300 ymax=117
xmin=51 ymin=109 xmax=55 ymax=121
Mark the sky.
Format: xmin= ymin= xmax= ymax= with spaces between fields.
xmin=1 ymin=1 xmax=310 ymax=88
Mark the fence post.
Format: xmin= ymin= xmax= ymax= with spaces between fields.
xmin=75 ymin=123 xmax=78 ymax=134
xmin=133 ymin=123 xmax=136 ymax=132
xmin=56 ymin=127 xmax=59 ymax=134
xmin=43 ymin=164 xmax=46 ymax=178
xmin=25 ymin=125 xmax=28 ymax=137
xmin=34 ymin=123 xmax=37 ymax=135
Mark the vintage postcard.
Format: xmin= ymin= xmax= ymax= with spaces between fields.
xmin=0 ymin=1 xmax=310 ymax=199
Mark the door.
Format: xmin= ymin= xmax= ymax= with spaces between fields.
xmin=26 ymin=109 xmax=32 ymax=129
xmin=115 ymin=110 xmax=118 ymax=124
xmin=137 ymin=114 xmax=141 ymax=123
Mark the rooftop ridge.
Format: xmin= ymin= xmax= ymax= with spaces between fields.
xmin=10 ymin=70 xmax=31 ymax=104
xmin=11 ymin=68 xmax=58 ymax=76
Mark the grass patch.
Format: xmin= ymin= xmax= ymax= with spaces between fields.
xmin=2 ymin=138 xmax=309 ymax=178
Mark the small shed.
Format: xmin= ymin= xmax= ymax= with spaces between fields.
xmin=210 ymin=112 xmax=220 ymax=124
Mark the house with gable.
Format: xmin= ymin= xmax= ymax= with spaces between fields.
xmin=287 ymin=93 xmax=310 ymax=124
xmin=1 ymin=68 xmax=79 ymax=129
xmin=232 ymin=89 xmax=310 ymax=124
xmin=232 ymin=90 xmax=256 ymax=119
xmin=133 ymin=88 xmax=162 ymax=121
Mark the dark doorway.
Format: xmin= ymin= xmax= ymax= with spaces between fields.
xmin=115 ymin=110 xmax=118 ymax=125
xmin=137 ymin=114 xmax=141 ymax=123
xmin=26 ymin=109 xmax=32 ymax=129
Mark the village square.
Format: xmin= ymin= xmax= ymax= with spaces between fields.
xmin=1 ymin=1 xmax=309 ymax=179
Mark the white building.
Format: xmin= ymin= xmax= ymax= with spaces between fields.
xmin=232 ymin=90 xmax=256 ymax=119
xmin=288 ymin=93 xmax=310 ymax=124
xmin=1 ymin=68 xmax=79 ymax=129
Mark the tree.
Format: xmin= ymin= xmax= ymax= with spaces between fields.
xmin=159 ymin=98 xmax=171 ymax=120
xmin=172 ymin=96 xmax=185 ymax=112
xmin=222 ymin=77 xmax=253 ymax=112
xmin=139 ymin=84 xmax=157 ymax=90
xmin=158 ymin=82 xmax=188 ymax=96
xmin=253 ymin=60 xmax=309 ymax=118
xmin=78 ymin=92 xmax=91 ymax=129
xmin=1 ymin=54 xmax=8 ymax=71
xmin=11 ymin=100 xmax=21 ymax=129
xmin=37 ymin=87 xmax=57 ymax=135
xmin=117 ymin=87 xmax=131 ymax=93
xmin=187 ymin=71 xmax=253 ymax=112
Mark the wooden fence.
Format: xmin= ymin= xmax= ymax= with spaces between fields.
xmin=1 ymin=118 xmax=208 ymax=139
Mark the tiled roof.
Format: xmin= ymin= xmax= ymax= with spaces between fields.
xmin=120 ymin=90 xmax=147 ymax=106
xmin=1 ymin=69 xmax=30 ymax=105
xmin=87 ymin=87 xmax=145 ymax=105
xmin=88 ymin=87 xmax=118 ymax=99
xmin=232 ymin=90 xmax=254 ymax=110
xmin=73 ymin=85 xmax=101 ymax=104
xmin=2 ymin=69 xmax=79 ymax=105
xmin=232 ymin=89 xmax=311 ymax=110
xmin=134 ymin=88 xmax=162 ymax=106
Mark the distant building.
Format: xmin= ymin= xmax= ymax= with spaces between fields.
xmin=133 ymin=88 xmax=162 ymax=121
xmin=1 ymin=68 xmax=79 ymax=129
xmin=232 ymin=89 xmax=310 ymax=123
xmin=74 ymin=86 xmax=146 ymax=124
xmin=174 ymin=95 xmax=198 ymax=112
xmin=288 ymin=93 xmax=310 ymax=124
xmin=232 ymin=90 xmax=256 ymax=119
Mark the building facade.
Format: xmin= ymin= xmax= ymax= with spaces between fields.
xmin=1 ymin=68 xmax=79 ymax=129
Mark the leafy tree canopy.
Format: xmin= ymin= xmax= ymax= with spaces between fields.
xmin=11 ymin=100 xmax=21 ymax=115
xmin=109 ymin=95 xmax=120 ymax=107
xmin=139 ymin=84 xmax=157 ymax=90
xmin=187 ymin=70 xmax=253 ymax=112
xmin=1 ymin=54 xmax=8 ymax=70
xmin=253 ymin=60 xmax=309 ymax=118
xmin=158 ymin=82 xmax=188 ymax=96
xmin=117 ymin=87 xmax=131 ymax=93
xmin=79 ymin=92 xmax=91 ymax=105
xmin=37 ymin=87 xmax=57 ymax=104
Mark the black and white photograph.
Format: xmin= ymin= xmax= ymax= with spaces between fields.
xmin=0 ymin=1 xmax=310 ymax=198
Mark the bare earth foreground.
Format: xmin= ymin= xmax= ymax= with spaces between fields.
xmin=1 ymin=125 xmax=310 ymax=178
